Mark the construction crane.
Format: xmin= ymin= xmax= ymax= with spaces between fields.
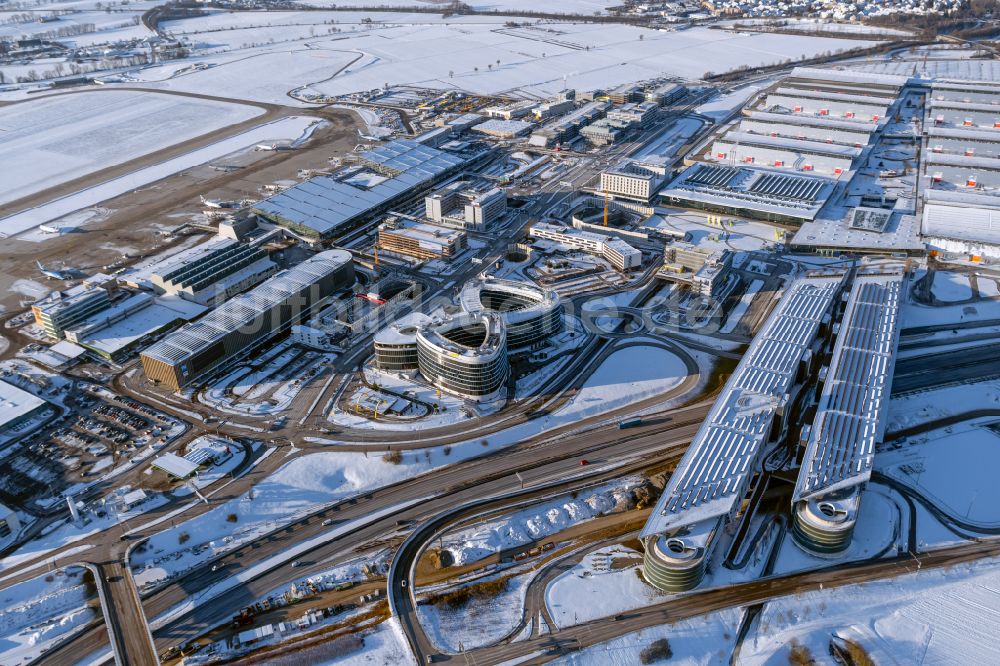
xmin=603 ymin=189 xmax=609 ymax=227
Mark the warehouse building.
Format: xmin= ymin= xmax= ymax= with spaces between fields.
xmin=377 ymin=218 xmax=467 ymax=261
xmin=928 ymin=99 xmax=1000 ymax=130
xmin=765 ymin=82 xmax=893 ymax=121
xmin=659 ymin=163 xmax=835 ymax=224
xmin=599 ymin=160 xmax=670 ymax=203
xmin=792 ymin=270 xmax=903 ymax=554
xmin=930 ymin=79 xmax=1000 ymax=106
xmin=927 ymin=126 xmax=1000 ymax=160
xmin=641 ymin=272 xmax=845 ymax=592
xmin=782 ymin=67 xmax=908 ymax=97
xmin=740 ymin=111 xmax=877 ymax=147
xmin=481 ymin=100 xmax=535 ymax=120
xmin=459 ymin=278 xmax=562 ymax=349
xmin=415 ymin=312 xmax=509 ymax=401
xmin=922 ymin=188 xmax=1000 ymax=258
xmin=711 ymin=132 xmax=860 ymax=176
xmin=253 ymin=140 xmax=471 ymax=240
xmin=31 ymin=274 xmax=116 ymax=339
xmin=146 ymin=238 xmax=277 ymax=306
xmin=529 ymin=222 xmax=642 ymax=270
xmin=425 ymin=183 xmax=507 ymax=230
xmin=0 ymin=379 xmax=50 ymax=442
xmin=140 ymin=250 xmax=355 ymax=390
xmin=925 ymin=152 xmax=1000 ymax=190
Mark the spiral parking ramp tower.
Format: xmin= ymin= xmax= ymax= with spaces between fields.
xmin=415 ymin=312 xmax=509 ymax=401
xmin=639 ymin=272 xmax=846 ymax=592
xmin=459 ymin=277 xmax=562 ymax=349
xmin=791 ymin=270 xmax=904 ymax=555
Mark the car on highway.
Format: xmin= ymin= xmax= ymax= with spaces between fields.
xmin=292 ymin=560 xmax=304 ymax=567
xmin=322 ymin=518 xmax=335 ymax=526
xmin=579 ymin=459 xmax=589 ymax=466
xmin=400 ymin=578 xmax=407 ymax=588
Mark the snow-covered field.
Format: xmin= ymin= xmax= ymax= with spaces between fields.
xmin=886 ymin=378 xmax=1000 ymax=433
xmin=739 ymin=555 xmax=1000 ymax=665
xmin=0 ymin=566 xmax=97 ymax=665
xmin=0 ymin=90 xmax=263 ymax=206
xmin=1 ymin=115 xmax=322 ymax=237
xmin=441 ymin=477 xmax=644 ymax=566
xmin=418 ymin=568 xmax=532 ymax=652
xmin=545 ymin=545 xmax=666 ymax=627
xmin=318 ymin=618 xmax=415 ymax=666
xmin=139 ymin=13 xmax=874 ymax=102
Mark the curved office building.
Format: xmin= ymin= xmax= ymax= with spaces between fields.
xmin=416 ymin=312 xmax=509 ymax=400
xmin=373 ymin=313 xmax=431 ymax=373
xmin=459 ymin=278 xmax=562 ymax=349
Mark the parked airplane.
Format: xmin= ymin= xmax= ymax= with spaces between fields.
xmin=37 ymin=261 xmax=71 ymax=280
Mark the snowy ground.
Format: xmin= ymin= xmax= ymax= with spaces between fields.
xmin=738 ymin=555 xmax=1000 ymax=665
xmin=418 ymin=568 xmax=532 ymax=652
xmin=879 ymin=419 xmax=1000 ymax=527
xmin=899 ymin=296 xmax=1000 ymax=329
xmin=0 ymin=90 xmax=262 ymax=206
xmin=0 ymin=565 xmax=97 ymax=665
xmin=318 ymin=618 xmax=415 ymax=666
xmin=553 ymin=606 xmax=743 ymax=666
xmin=2 ymin=115 xmax=323 ymax=237
xmin=930 ymin=271 xmax=973 ymax=302
xmin=440 ymin=477 xmax=644 ymax=566
xmin=645 ymin=212 xmax=779 ymax=253
xmin=545 ymin=545 xmax=667 ymax=627
xmin=126 ymin=14 xmax=875 ymax=102
xmin=886 ymin=378 xmax=1000 ymax=433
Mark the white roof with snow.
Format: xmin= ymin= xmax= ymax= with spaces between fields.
xmin=151 ymin=453 xmax=199 ymax=478
xmin=0 ymin=380 xmax=46 ymax=429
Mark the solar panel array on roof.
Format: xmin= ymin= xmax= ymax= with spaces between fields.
xmin=640 ymin=274 xmax=844 ymax=537
xmin=253 ymin=140 xmax=469 ymax=237
xmin=749 ymin=173 xmax=825 ymax=202
xmin=794 ymin=273 xmax=903 ymax=501
xmin=687 ymin=164 xmax=740 ymax=187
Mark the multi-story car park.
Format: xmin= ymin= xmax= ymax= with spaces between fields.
xmin=458 ymin=278 xmax=562 ymax=349
xmin=140 ymin=249 xmax=355 ymax=390
xmin=528 ymin=222 xmax=642 ymax=270
xmin=739 ymin=111 xmax=877 ymax=147
xmin=792 ymin=270 xmax=904 ymax=554
xmin=31 ymin=274 xmax=115 ymax=339
xmin=415 ymin=312 xmax=509 ymax=401
xmin=711 ymin=132 xmax=860 ymax=176
xmin=927 ymin=126 xmax=1000 ymax=159
xmin=659 ymin=163 xmax=835 ymax=225
xmin=146 ymin=238 xmax=277 ymax=306
xmin=377 ymin=218 xmax=467 ymax=261
xmin=928 ymin=99 xmax=1000 ymax=130
xmin=641 ymin=272 xmax=844 ymax=592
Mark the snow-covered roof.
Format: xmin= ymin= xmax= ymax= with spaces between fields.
xmin=459 ymin=278 xmax=560 ymax=328
xmin=922 ymin=189 xmax=1000 ymax=245
xmin=788 ymin=67 xmax=909 ymax=89
xmin=716 ymin=132 xmax=863 ymax=158
xmin=151 ymin=452 xmax=199 ymax=478
xmin=744 ymin=110 xmax=878 ymax=134
xmin=641 ymin=273 xmax=845 ymax=538
xmin=793 ymin=271 xmax=904 ymax=502
xmin=927 ymin=126 xmax=1000 ymax=144
xmin=0 ymin=380 xmax=46 ymax=429
xmin=926 ymin=152 xmax=1000 ymax=171
xmin=772 ymin=86 xmax=894 ymax=107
